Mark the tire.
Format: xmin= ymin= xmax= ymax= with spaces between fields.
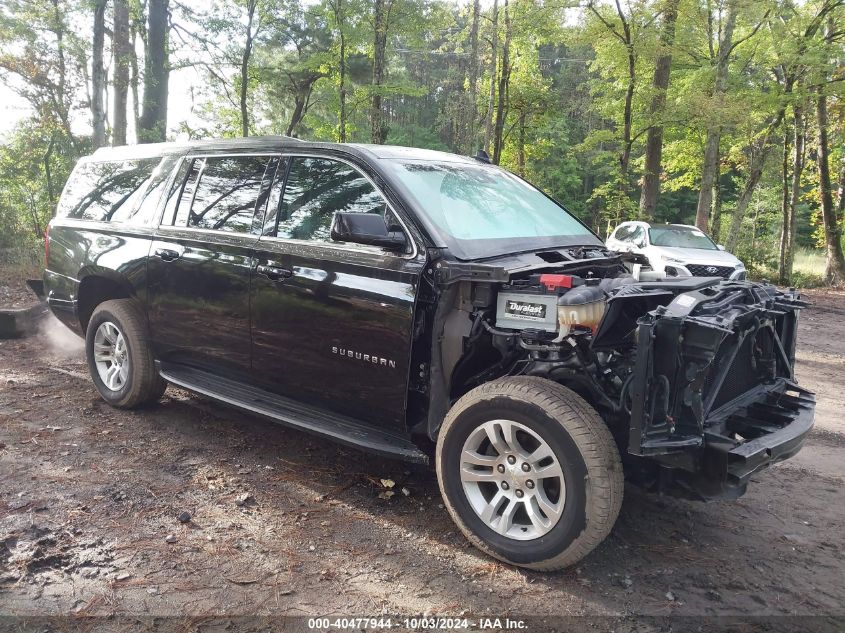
xmin=435 ymin=376 xmax=623 ymax=571
xmin=85 ymin=299 xmax=166 ymax=408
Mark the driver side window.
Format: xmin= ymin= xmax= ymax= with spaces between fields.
xmin=277 ymin=157 xmax=387 ymax=243
xmin=614 ymin=225 xmax=634 ymax=242
xmin=630 ymin=226 xmax=646 ymax=246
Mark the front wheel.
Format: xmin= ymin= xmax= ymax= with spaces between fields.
xmin=435 ymin=377 xmax=623 ymax=571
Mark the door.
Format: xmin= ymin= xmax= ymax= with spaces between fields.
xmin=250 ymin=155 xmax=424 ymax=430
xmin=147 ymin=153 xmax=278 ymax=376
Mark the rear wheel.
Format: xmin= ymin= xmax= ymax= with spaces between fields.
xmin=85 ymin=299 xmax=166 ymax=408
xmin=435 ymin=377 xmax=623 ymax=570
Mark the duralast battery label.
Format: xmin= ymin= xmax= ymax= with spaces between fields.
xmin=505 ymin=300 xmax=547 ymax=320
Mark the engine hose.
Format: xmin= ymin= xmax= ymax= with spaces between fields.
xmin=618 ymin=373 xmax=635 ymax=414
xmin=481 ymin=320 xmax=518 ymax=338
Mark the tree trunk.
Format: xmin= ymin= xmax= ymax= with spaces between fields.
xmin=725 ymin=151 xmax=763 ymax=253
xmin=491 ymin=0 xmax=510 ymax=165
xmin=638 ymin=0 xmax=679 ymax=220
xmin=91 ymin=0 xmax=107 ymax=148
xmin=619 ymin=42 xmax=634 ymax=188
xmin=287 ymin=94 xmax=307 ymax=137
xmin=466 ymin=0 xmax=481 ymax=152
xmin=695 ymin=0 xmax=737 ymax=232
xmin=240 ymin=0 xmax=257 ymax=137
xmin=138 ymin=0 xmax=170 ymax=143
xmin=516 ymin=110 xmax=525 ymax=176
xmin=130 ymin=13 xmax=142 ymax=137
xmin=778 ymin=121 xmax=791 ymax=283
xmin=837 ymin=161 xmax=845 ymax=231
xmin=43 ymin=132 xmax=56 ymax=209
xmin=286 ymin=75 xmax=321 ymax=137
xmin=710 ymin=163 xmax=722 ymax=240
xmin=816 ymin=87 xmax=845 ymax=284
xmin=370 ymin=0 xmax=389 ymax=144
xmin=779 ymin=105 xmax=804 ymax=284
xmin=47 ymin=0 xmax=75 ymax=148
xmin=334 ymin=0 xmax=347 ymax=142
xmin=787 ymin=108 xmax=805 ymax=277
xmin=113 ymin=0 xmax=130 ymax=146
xmin=725 ymin=111 xmax=785 ymax=252
xmin=483 ymin=0 xmax=499 ymax=153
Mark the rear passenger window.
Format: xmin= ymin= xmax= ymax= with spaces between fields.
xmin=277 ymin=157 xmax=386 ymax=243
xmin=171 ymin=155 xmax=271 ymax=233
xmin=57 ymin=158 xmax=161 ymax=223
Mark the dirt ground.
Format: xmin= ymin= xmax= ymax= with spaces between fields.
xmin=1 ymin=286 xmax=844 ymax=631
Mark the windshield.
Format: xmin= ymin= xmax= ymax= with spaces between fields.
xmin=383 ymin=160 xmax=599 ymax=259
xmin=648 ymin=226 xmax=718 ymax=250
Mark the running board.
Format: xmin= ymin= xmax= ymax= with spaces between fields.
xmin=158 ymin=362 xmax=429 ymax=464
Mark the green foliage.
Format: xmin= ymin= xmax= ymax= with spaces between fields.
xmin=0 ymin=120 xmax=77 ymax=250
xmin=1 ymin=0 xmax=844 ymax=286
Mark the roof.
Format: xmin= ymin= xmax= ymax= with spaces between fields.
xmin=348 ymin=144 xmax=478 ymax=163
xmin=618 ymin=220 xmax=700 ymax=230
xmin=89 ymin=136 xmax=478 ymax=164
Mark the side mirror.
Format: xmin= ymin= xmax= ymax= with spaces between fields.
xmin=330 ymin=212 xmax=407 ymax=251
xmin=634 ymin=239 xmax=646 ymax=249
xmin=717 ymin=244 xmax=725 ymax=251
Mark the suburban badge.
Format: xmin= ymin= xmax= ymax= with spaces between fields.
xmin=332 ymin=346 xmax=397 ymax=368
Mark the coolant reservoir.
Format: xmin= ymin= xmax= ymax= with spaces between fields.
xmin=557 ymin=283 xmax=606 ymax=336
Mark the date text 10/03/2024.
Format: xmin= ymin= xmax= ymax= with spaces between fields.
xmin=306 ymin=617 xmax=528 ymax=630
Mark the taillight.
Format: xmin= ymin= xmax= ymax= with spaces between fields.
xmin=44 ymin=223 xmax=51 ymax=266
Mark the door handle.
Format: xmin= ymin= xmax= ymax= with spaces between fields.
xmin=154 ymin=248 xmax=181 ymax=262
xmin=256 ymin=264 xmax=293 ymax=281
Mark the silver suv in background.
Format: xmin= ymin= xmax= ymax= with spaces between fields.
xmin=606 ymin=221 xmax=746 ymax=280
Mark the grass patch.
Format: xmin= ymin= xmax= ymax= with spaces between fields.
xmin=0 ymin=246 xmax=43 ymax=285
xmin=749 ymin=247 xmax=827 ymax=288
xmin=790 ymin=248 xmax=827 ymax=288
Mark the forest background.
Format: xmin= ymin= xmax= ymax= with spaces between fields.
xmin=1 ymin=0 xmax=844 ymax=286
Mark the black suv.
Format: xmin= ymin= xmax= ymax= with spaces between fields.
xmin=44 ymin=137 xmax=815 ymax=571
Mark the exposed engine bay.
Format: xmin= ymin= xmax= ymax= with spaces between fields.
xmin=422 ymin=247 xmax=814 ymax=500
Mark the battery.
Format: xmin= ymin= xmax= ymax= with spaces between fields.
xmin=495 ymin=291 xmax=560 ymax=333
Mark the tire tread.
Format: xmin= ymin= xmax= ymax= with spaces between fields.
xmin=435 ymin=376 xmax=623 ymax=571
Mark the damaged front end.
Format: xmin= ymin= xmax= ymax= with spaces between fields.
xmin=426 ymin=253 xmax=814 ymax=501
xmin=622 ymin=281 xmax=814 ymax=499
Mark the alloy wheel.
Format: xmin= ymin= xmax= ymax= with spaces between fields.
xmin=460 ymin=419 xmax=565 ymax=540
xmin=93 ymin=321 xmax=129 ymax=392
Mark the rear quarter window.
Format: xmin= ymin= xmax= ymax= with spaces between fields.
xmin=57 ymin=158 xmax=162 ymax=223
xmin=166 ymin=155 xmax=274 ymax=233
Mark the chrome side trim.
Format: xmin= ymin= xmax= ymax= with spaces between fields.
xmin=154 ymin=224 xmax=260 ymax=243
xmin=47 ymin=217 xmax=154 ymax=236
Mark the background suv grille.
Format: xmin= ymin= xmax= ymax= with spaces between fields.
xmin=686 ymin=264 xmax=734 ymax=279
